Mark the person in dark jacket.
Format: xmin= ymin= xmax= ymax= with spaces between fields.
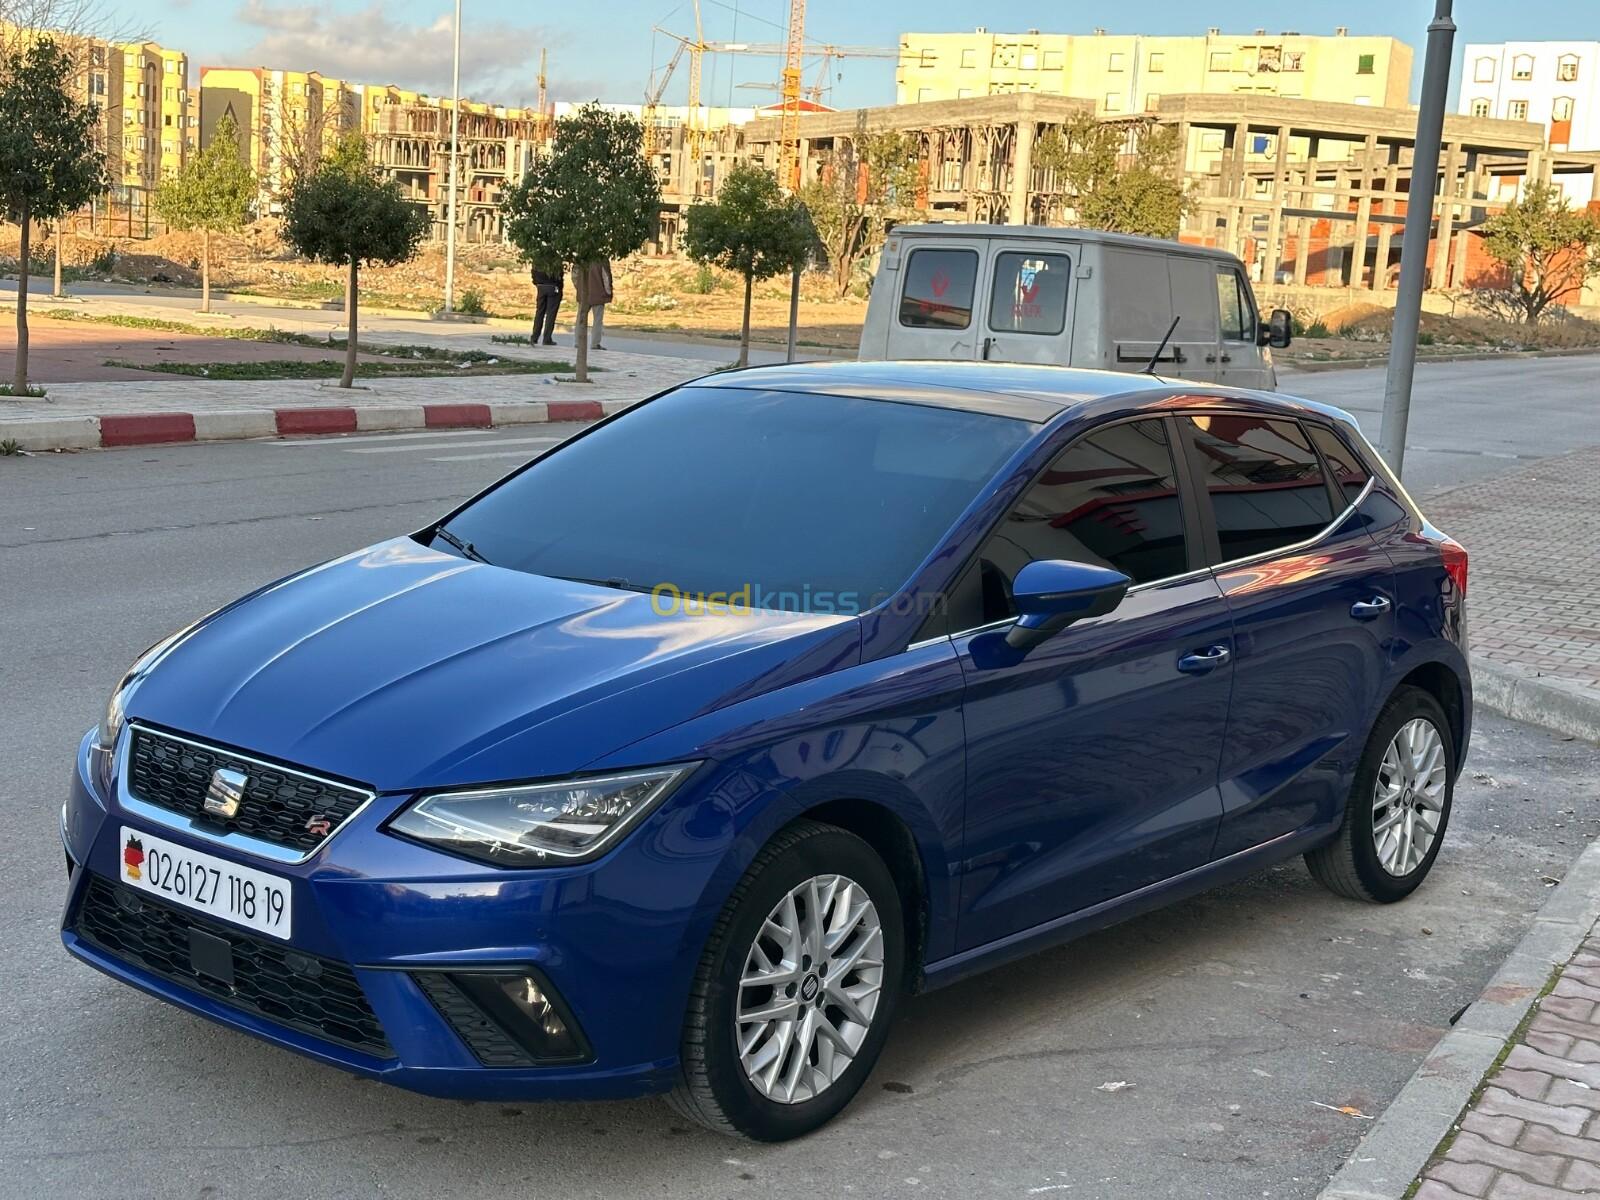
xmin=531 ymin=259 xmax=564 ymax=346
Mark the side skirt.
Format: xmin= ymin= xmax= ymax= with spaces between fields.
xmin=918 ymin=821 xmax=1338 ymax=993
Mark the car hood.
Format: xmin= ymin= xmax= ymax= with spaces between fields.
xmin=127 ymin=538 xmax=859 ymax=791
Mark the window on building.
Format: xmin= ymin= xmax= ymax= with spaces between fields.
xmin=1306 ymin=424 xmax=1373 ymax=504
xmin=1200 ymin=130 xmax=1224 ymax=151
xmin=1474 ymin=56 xmax=1496 ymax=83
xmin=988 ymin=252 xmax=1071 ymax=336
xmin=165 ymin=60 xmax=175 ymax=72
xmin=1470 ymin=98 xmax=1492 ymax=117
xmin=1512 ymin=54 xmax=1533 ymax=80
xmin=899 ymin=249 xmax=978 ymax=330
xmin=919 ymin=49 xmax=936 ymax=68
xmin=1284 ymin=51 xmax=1304 ymax=72
xmin=1108 ymin=52 xmax=1125 ymax=71
xmin=1557 ymin=55 xmax=1580 ymax=82
xmin=1508 ymin=99 xmax=1529 ymax=120
xmin=960 ymin=47 xmax=976 ymax=68
xmin=1357 ymin=53 xmax=1375 ymax=75
xmin=956 ymin=87 xmax=974 ymax=99
xmin=1104 ymin=91 xmax=1123 ymax=112
xmin=164 ymin=114 xmax=172 ymax=126
xmin=1020 ymin=51 xmax=1037 ymax=70
xmin=1184 ymin=415 xmax=1334 ymax=560
xmin=1209 ymin=51 xmax=1230 ymax=71
xmin=917 ymin=87 xmax=933 ymax=101
xmin=1354 ymin=96 xmax=1372 ymax=106
xmin=1149 ymin=51 xmax=1165 ymax=72
xmin=1251 ymin=134 xmax=1272 ymax=155
xmin=1043 ymin=50 xmax=1063 ymax=70
xmin=1554 ymin=96 xmax=1575 ymax=122
xmin=1145 ymin=92 xmax=1161 ymax=110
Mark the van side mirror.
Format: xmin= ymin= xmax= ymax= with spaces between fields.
xmin=1003 ymin=560 xmax=1131 ymax=653
xmin=1261 ymin=308 xmax=1293 ymax=349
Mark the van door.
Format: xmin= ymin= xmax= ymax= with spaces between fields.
xmin=1214 ymin=264 xmax=1273 ymax=389
xmin=1102 ymin=249 xmax=1183 ymax=377
xmin=978 ymin=246 xmax=1076 ymax=365
xmin=1167 ymin=257 xmax=1222 ymax=384
xmin=882 ymin=238 xmax=988 ymax=361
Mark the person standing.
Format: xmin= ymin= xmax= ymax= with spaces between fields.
xmin=531 ymin=258 xmax=563 ymax=346
xmin=583 ymin=258 xmax=614 ymax=350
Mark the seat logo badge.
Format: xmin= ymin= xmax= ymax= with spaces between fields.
xmin=203 ymin=767 xmax=248 ymax=819
xmin=305 ymin=815 xmax=333 ymax=838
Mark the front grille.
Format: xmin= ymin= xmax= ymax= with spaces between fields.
xmin=75 ymin=874 xmax=393 ymax=1057
xmin=128 ymin=726 xmax=370 ymax=855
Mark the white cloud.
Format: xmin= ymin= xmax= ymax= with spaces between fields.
xmin=231 ymin=1 xmax=558 ymax=104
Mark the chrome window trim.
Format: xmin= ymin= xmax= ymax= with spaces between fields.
xmin=119 ymin=722 xmax=378 ymax=866
xmin=1207 ymin=475 xmax=1375 ymax=576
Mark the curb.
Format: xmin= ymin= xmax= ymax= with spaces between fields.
xmin=2 ymin=398 xmax=619 ymax=451
xmin=1279 ymin=347 xmax=1600 ymax=375
xmin=1471 ymin=657 xmax=1600 ymax=745
xmin=1317 ymin=837 xmax=1600 ymax=1199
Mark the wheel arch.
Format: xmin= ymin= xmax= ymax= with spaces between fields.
xmin=1394 ymin=659 xmax=1468 ymax=773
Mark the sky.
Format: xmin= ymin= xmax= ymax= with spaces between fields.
xmin=104 ymin=0 xmax=1595 ymax=111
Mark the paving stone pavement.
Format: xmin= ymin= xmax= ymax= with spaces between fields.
xmin=1424 ymin=443 xmax=1600 ymax=696
xmin=1415 ymin=935 xmax=1600 ymax=1198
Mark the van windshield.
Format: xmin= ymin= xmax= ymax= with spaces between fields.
xmin=436 ymin=386 xmax=1031 ymax=614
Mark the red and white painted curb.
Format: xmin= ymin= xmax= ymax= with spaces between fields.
xmin=3 ymin=398 xmax=628 ymax=452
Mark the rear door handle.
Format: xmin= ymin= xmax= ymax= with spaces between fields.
xmin=1177 ymin=644 xmax=1231 ymax=673
xmin=981 ymin=336 xmax=993 ymax=360
xmin=1350 ymin=596 xmax=1392 ymax=620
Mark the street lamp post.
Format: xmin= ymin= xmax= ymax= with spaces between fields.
xmin=1379 ymin=0 xmax=1456 ymax=478
xmin=443 ymin=0 xmax=463 ymax=314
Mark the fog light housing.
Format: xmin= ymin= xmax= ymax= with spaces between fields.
xmin=413 ymin=969 xmax=591 ymax=1066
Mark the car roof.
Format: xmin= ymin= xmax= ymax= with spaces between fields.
xmin=693 ymin=360 xmax=1182 ymax=423
xmin=888 ymin=223 xmax=1247 ymax=266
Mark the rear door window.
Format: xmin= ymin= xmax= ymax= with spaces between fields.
xmin=1306 ymin=423 xmax=1374 ymax=504
xmin=987 ymin=251 xmax=1071 ymax=335
xmin=899 ymin=249 xmax=978 ymax=329
xmin=1183 ymin=414 xmax=1335 ymax=561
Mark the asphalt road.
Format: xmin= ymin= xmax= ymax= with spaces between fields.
xmin=4 ymin=426 xmax=1599 ymax=1200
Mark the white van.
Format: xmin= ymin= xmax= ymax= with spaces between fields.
xmin=859 ymin=225 xmax=1292 ymax=389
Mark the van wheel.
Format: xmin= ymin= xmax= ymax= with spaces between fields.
xmin=667 ymin=819 xmax=903 ymax=1140
xmin=1307 ymin=686 xmax=1455 ymax=903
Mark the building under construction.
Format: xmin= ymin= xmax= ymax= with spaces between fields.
xmin=682 ymin=89 xmax=1600 ymax=301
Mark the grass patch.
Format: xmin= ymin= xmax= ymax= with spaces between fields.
xmin=0 ymin=438 xmax=23 ymax=455
xmin=103 ymin=358 xmax=570 ymax=381
xmin=0 ymin=382 xmax=48 ymax=397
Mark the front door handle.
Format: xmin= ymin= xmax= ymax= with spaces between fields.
xmin=1350 ymin=596 xmax=1393 ymax=620
xmin=981 ymin=336 xmax=993 ymax=360
xmin=1177 ymin=644 xmax=1231 ymax=673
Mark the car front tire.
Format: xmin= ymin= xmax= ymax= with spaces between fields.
xmin=668 ymin=819 xmax=904 ymax=1140
xmin=1306 ymin=685 xmax=1456 ymax=903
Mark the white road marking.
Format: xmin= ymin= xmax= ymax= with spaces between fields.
xmin=268 ymin=428 xmax=497 ymax=446
xmin=347 ymin=436 xmax=563 ymax=455
xmin=427 ymin=446 xmax=559 ymax=462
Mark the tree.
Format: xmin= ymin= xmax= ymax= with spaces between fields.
xmin=800 ymin=131 xmax=920 ymax=298
xmin=1035 ymin=115 xmax=1191 ymax=238
xmin=502 ymin=103 xmax=660 ymax=383
xmin=154 ymin=113 xmax=256 ymax=313
xmin=0 ymin=35 xmax=105 ymax=394
xmin=279 ymin=156 xmax=427 ymax=388
xmin=684 ymin=164 xmax=812 ymax=366
xmin=1476 ymin=181 xmax=1600 ymax=325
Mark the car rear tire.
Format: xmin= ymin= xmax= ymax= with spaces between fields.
xmin=667 ymin=818 xmax=904 ymax=1140
xmin=1306 ymin=685 xmax=1456 ymax=903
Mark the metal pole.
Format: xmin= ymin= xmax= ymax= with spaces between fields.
xmin=443 ymin=0 xmax=463 ymax=313
xmin=786 ymin=265 xmax=801 ymax=361
xmin=1379 ymin=0 xmax=1455 ymax=478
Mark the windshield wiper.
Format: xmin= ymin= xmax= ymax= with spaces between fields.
xmin=553 ymin=574 xmax=650 ymax=594
xmin=433 ymin=526 xmax=490 ymax=565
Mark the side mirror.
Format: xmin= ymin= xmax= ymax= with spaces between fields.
xmin=1003 ymin=560 xmax=1131 ymax=653
xmin=1261 ymin=308 xmax=1293 ymax=349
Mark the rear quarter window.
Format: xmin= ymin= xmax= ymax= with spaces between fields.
xmin=1306 ymin=423 xmax=1374 ymax=504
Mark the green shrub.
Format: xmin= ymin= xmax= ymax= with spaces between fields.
xmin=457 ymin=288 xmax=489 ymax=316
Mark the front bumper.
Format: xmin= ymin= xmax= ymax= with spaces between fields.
xmin=59 ymin=730 xmax=723 ymax=1101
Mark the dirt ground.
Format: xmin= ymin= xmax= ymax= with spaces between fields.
xmin=0 ymin=315 xmax=396 ymax=383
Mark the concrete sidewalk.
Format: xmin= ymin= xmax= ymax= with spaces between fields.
xmin=1424 ymin=443 xmax=1600 ymax=742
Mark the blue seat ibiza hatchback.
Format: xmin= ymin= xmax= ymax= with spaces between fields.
xmin=61 ymin=361 xmax=1471 ymax=1140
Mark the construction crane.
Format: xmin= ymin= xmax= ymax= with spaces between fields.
xmin=778 ymin=0 xmax=804 ymax=190
xmin=724 ymin=43 xmax=898 ymax=105
xmin=644 ymin=0 xmax=706 ymax=171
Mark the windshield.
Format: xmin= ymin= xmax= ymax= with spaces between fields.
xmin=437 ymin=385 xmax=1030 ymax=615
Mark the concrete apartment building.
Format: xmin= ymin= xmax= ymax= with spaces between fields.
xmin=1458 ymin=42 xmax=1600 ymax=207
xmin=896 ymin=27 xmax=1412 ymax=114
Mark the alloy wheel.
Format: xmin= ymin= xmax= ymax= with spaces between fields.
xmin=1372 ymin=717 xmax=1447 ymax=877
xmin=735 ymin=873 xmax=885 ymax=1104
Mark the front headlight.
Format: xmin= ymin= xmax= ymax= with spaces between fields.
xmin=388 ymin=764 xmax=699 ymax=867
xmin=95 ymin=629 xmax=186 ymax=755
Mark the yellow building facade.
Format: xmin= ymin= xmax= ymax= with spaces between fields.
xmin=198 ymin=67 xmax=363 ymax=209
xmin=897 ymin=28 xmax=1413 ymax=113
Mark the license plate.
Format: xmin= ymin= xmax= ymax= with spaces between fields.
xmin=119 ymin=826 xmax=293 ymax=940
